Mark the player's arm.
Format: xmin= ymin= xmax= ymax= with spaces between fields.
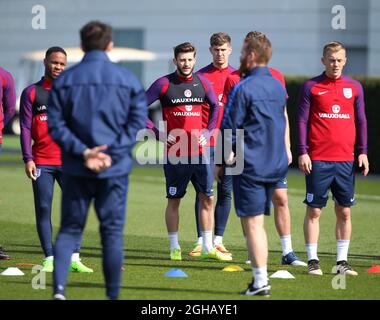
xmin=19 ymin=86 xmax=37 ymax=180
xmin=220 ymin=85 xmax=246 ymax=169
xmin=297 ymin=81 xmax=312 ymax=174
xmin=221 ymin=75 xmax=235 ymax=106
xmin=284 ymin=107 xmax=292 ymax=165
xmin=47 ymin=84 xmax=89 ymax=158
xmin=214 ymin=83 xmax=240 ymax=182
xmin=2 ymin=71 xmax=16 ymax=126
xmin=145 ymin=77 xmax=168 ymax=142
xmin=48 ymin=84 xmax=111 ymax=173
xmin=277 ymin=72 xmax=292 ymax=165
xmin=222 ymin=86 xmax=246 ymax=149
xmin=200 ymin=75 xmax=219 ymax=145
xmin=353 ymin=81 xmax=369 ymax=176
xmin=215 ymin=86 xmax=245 ymax=182
xmin=125 ymin=77 xmax=148 ymax=145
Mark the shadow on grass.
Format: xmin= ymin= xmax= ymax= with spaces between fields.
xmin=6 ymin=249 xmax=43 ymax=255
xmin=3 ymin=280 xmax=232 ymax=296
xmin=9 ymin=243 xmax=41 ymax=248
xmin=69 ymin=282 xmax=233 ymax=295
xmin=8 ymin=236 xmax=380 ymax=265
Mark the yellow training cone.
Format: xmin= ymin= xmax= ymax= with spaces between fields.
xmin=222 ymin=265 xmax=245 ymax=272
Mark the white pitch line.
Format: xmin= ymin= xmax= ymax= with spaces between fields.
xmin=132 ymin=175 xmax=380 ymax=202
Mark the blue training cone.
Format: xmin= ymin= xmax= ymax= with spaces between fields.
xmin=164 ymin=268 xmax=188 ymax=278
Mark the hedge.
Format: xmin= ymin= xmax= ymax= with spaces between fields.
xmin=285 ymin=75 xmax=380 ymax=175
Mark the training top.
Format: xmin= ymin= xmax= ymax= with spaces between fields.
xmin=222 ymin=67 xmax=288 ymax=182
xmin=222 ymin=67 xmax=287 ymax=105
xmin=146 ymin=72 xmax=219 ymax=156
xmin=196 ymin=63 xmax=236 ymax=146
xmin=0 ymin=67 xmax=16 ymax=144
xmin=47 ymin=50 xmax=147 ymax=178
xmin=20 ymin=77 xmax=61 ymax=165
xmin=297 ymin=72 xmax=367 ymax=161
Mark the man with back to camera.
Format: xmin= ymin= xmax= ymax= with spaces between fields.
xmin=0 ymin=66 xmax=16 ymax=260
xmin=222 ymin=31 xmax=306 ymax=266
xmin=189 ymin=32 xmax=236 ymax=258
xmin=48 ymin=21 xmax=147 ymax=299
xmin=217 ymin=33 xmax=288 ymax=296
xmin=297 ymin=41 xmax=368 ymax=276
xmin=19 ymin=46 xmax=93 ymax=273
xmin=146 ymin=42 xmax=232 ymax=262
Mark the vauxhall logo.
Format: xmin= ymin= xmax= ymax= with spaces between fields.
xmin=318 ymin=104 xmax=350 ymax=119
xmin=171 ymin=89 xmax=203 ymax=104
xmin=171 ymin=87 xmax=203 ymax=105
xmin=37 ymin=105 xmax=47 ymax=112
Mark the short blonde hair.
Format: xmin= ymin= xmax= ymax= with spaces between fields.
xmin=323 ymin=41 xmax=346 ymax=57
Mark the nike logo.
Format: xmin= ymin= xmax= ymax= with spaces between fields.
xmin=193 ymin=83 xmax=199 ymax=86
xmin=318 ymin=91 xmax=328 ymax=95
xmin=350 ymin=198 xmax=355 ymax=202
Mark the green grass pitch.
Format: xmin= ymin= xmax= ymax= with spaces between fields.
xmin=0 ymin=135 xmax=379 ymax=300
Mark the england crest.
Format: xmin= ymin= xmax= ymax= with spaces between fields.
xmin=35 ymin=168 xmax=41 ymax=179
xmin=184 ymin=89 xmax=192 ymax=98
xmin=306 ymin=193 xmax=314 ymax=203
xmin=343 ymin=88 xmax=352 ymax=99
xmin=169 ymin=187 xmax=177 ymax=196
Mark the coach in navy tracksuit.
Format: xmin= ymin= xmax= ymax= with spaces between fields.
xmin=47 ymin=21 xmax=147 ymax=300
xmin=217 ymin=34 xmax=288 ymax=297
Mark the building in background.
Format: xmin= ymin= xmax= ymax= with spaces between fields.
xmin=0 ymin=0 xmax=378 ymax=133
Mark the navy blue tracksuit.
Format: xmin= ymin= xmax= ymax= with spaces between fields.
xmin=47 ymin=50 xmax=147 ymax=299
xmin=221 ymin=67 xmax=288 ymax=216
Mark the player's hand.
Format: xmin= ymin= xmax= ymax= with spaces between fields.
xmin=286 ymin=147 xmax=293 ymax=165
xmin=225 ymin=151 xmax=236 ymax=165
xmin=298 ymin=154 xmax=312 ymax=175
xmin=199 ymin=134 xmax=207 ymax=147
xmin=83 ymin=145 xmax=108 ymax=160
xmin=25 ymin=160 xmax=37 ymax=181
xmin=214 ymin=165 xmax=224 ymax=183
xmin=358 ymin=154 xmax=369 ymax=176
xmin=85 ymin=155 xmax=111 ymax=173
xmin=83 ymin=145 xmax=112 ymax=173
xmin=166 ymin=134 xmax=176 ymax=147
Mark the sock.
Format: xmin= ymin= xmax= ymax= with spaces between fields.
xmin=168 ymin=232 xmax=180 ymax=251
xmin=71 ymin=253 xmax=80 ymax=262
xmin=280 ymin=235 xmax=293 ymax=256
xmin=213 ymin=235 xmax=223 ymax=246
xmin=45 ymin=255 xmax=54 ymax=261
xmin=306 ymin=243 xmax=318 ymax=261
xmin=197 ymin=237 xmax=203 ymax=245
xmin=253 ymin=266 xmax=268 ymax=288
xmin=337 ymin=240 xmax=350 ymax=262
xmin=202 ymin=230 xmax=213 ymax=253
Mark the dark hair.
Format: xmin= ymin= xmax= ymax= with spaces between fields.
xmin=80 ymin=21 xmax=112 ymax=52
xmin=173 ymin=42 xmax=196 ymax=59
xmin=244 ymin=32 xmax=272 ymax=64
xmin=210 ymin=32 xmax=231 ymax=47
xmin=45 ymin=46 xmax=67 ymax=59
